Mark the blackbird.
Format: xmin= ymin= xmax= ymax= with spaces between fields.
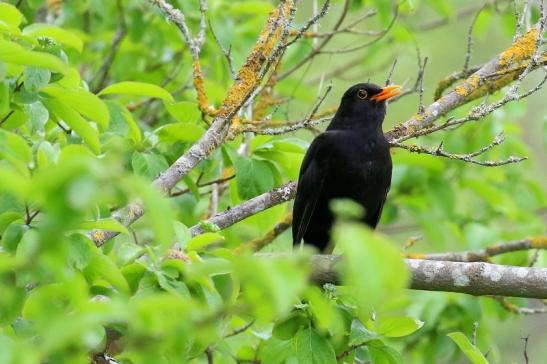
xmin=292 ymin=83 xmax=400 ymax=251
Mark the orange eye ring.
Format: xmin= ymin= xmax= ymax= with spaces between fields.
xmin=357 ymin=89 xmax=368 ymax=99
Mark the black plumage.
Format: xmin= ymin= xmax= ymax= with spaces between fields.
xmin=292 ymin=83 xmax=400 ymax=251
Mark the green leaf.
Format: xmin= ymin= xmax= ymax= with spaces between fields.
xmin=292 ymin=327 xmax=336 ymax=364
xmin=0 ymin=129 xmax=32 ymax=163
xmin=105 ymin=101 xmax=142 ymax=144
xmin=333 ymin=223 xmax=409 ymax=318
xmin=131 ymin=152 xmax=169 ymax=179
xmin=157 ymin=122 xmax=205 ymax=143
xmin=350 ymin=320 xmax=380 ymax=345
xmin=116 ymin=242 xmax=146 ymax=266
xmin=126 ymin=178 xmax=175 ymax=247
xmin=368 ymin=341 xmax=403 ymax=364
xmin=1 ymin=223 xmax=27 ymax=253
xmin=0 ymin=212 xmax=22 ymax=234
xmin=77 ymin=219 xmax=129 ymax=235
xmin=42 ymin=97 xmax=101 ymax=154
xmin=187 ymin=232 xmax=225 ymax=251
xmin=24 ymin=101 xmax=49 ymax=132
xmin=24 ymin=67 xmax=51 ymax=92
xmin=0 ymin=3 xmax=24 ymax=28
xmin=84 ymin=253 xmax=130 ymax=294
xmin=98 ymin=81 xmax=174 ymax=102
xmin=261 ymin=338 xmax=291 ymax=364
xmin=0 ymin=39 xmax=67 ymax=74
xmin=67 ymin=234 xmax=93 ymax=271
xmin=374 ymin=316 xmax=424 ymax=338
xmin=166 ymin=101 xmax=201 ymax=123
xmin=0 ymin=166 xmax=30 ymax=197
xmin=447 ymin=332 xmax=489 ymax=364
xmin=234 ymin=157 xmax=274 ymax=200
xmin=273 ymin=312 xmax=307 ymax=340
xmin=23 ymin=24 xmax=84 ymax=52
xmin=121 ymin=263 xmax=147 ymax=294
xmin=41 ymin=84 xmax=109 ymax=129
xmin=0 ymin=82 xmax=9 ymax=116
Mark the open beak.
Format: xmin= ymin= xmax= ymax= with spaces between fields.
xmin=371 ymin=85 xmax=401 ymax=102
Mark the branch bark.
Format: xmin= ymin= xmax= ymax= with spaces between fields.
xmin=188 ymin=182 xmax=296 ymax=237
xmin=259 ymin=254 xmax=547 ymax=299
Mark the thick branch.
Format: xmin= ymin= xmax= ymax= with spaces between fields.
xmin=260 ymin=254 xmax=547 ymax=299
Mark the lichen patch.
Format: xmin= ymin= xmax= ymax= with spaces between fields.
xmin=499 ymin=28 xmax=538 ymax=67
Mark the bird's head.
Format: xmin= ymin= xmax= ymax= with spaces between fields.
xmin=332 ymin=83 xmax=401 ymax=131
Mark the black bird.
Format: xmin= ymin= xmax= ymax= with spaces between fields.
xmin=292 ymin=83 xmax=400 ymax=251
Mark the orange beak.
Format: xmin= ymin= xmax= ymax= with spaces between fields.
xmin=371 ymin=85 xmax=401 ymax=102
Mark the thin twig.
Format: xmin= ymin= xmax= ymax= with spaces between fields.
xmin=236 ymin=213 xmax=293 ymax=253
xmin=392 ymin=132 xmax=527 ymax=167
xmin=406 ymin=237 xmax=547 ymax=262
xmin=278 ymin=0 xmax=351 ymax=81
xmin=320 ymin=6 xmax=398 ymax=54
xmin=170 ymin=175 xmax=235 ymax=197
xmin=282 ymin=0 xmax=331 ymax=49
xmin=493 ymin=296 xmax=547 ymax=315
xmin=462 ymin=5 xmax=485 ymax=73
xmin=92 ymin=0 xmax=126 ymax=92
xmin=385 ymin=58 xmax=398 ymax=86
xmin=208 ymin=20 xmax=236 ymax=79
xmin=417 ymin=57 xmax=428 ymax=113
xmin=336 ymin=341 xmax=367 ymax=361
xmin=522 ymin=335 xmax=530 ymax=364
xmin=0 ymin=110 xmax=15 ymax=126
xmin=224 ymin=320 xmax=255 ymax=338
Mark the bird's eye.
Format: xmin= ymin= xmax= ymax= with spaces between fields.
xmin=357 ymin=89 xmax=368 ymax=99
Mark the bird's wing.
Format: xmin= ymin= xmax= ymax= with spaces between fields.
xmin=292 ymin=133 xmax=331 ymax=246
xmin=367 ymin=165 xmax=392 ymax=228
xmin=369 ymin=187 xmax=389 ymax=228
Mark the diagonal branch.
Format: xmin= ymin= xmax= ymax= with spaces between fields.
xmin=90 ymin=1 xmax=298 ymax=246
xmin=188 ymin=182 xmax=296 ymax=237
xmin=386 ymin=24 xmax=544 ymax=142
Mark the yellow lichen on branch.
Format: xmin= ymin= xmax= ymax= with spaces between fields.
xmin=530 ymin=236 xmax=547 ymax=249
xmin=192 ymin=61 xmax=215 ymax=115
xmin=499 ymin=28 xmax=538 ymax=67
xmin=235 ymin=212 xmax=293 ymax=253
xmin=253 ymin=61 xmax=283 ymax=120
xmin=216 ymin=1 xmax=294 ymax=119
xmin=451 ymin=28 xmax=539 ymax=103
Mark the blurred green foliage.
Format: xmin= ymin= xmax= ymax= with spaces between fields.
xmin=0 ymin=0 xmax=545 ymax=363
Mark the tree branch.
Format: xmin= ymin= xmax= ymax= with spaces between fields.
xmin=386 ymin=24 xmax=544 ymax=142
xmin=258 ymin=254 xmax=547 ymax=299
xmin=90 ymin=1 xmax=297 ymax=245
xmin=188 ymin=182 xmax=296 ymax=237
xmin=406 ymin=237 xmax=547 ymax=262
xmin=392 ymin=132 xmax=527 ymax=167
